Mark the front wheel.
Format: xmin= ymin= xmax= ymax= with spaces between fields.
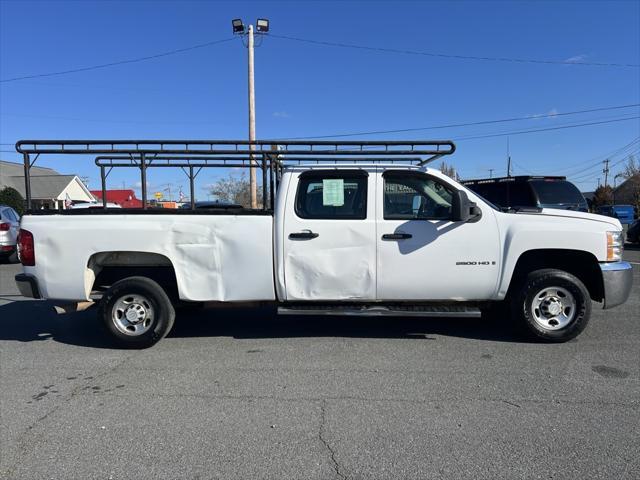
xmin=98 ymin=276 xmax=175 ymax=348
xmin=511 ymin=269 xmax=591 ymax=343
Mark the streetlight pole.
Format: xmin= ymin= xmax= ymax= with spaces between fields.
xmin=233 ymin=18 xmax=269 ymax=209
xmin=247 ymin=24 xmax=257 ymax=208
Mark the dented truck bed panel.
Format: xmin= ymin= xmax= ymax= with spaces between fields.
xmin=21 ymin=214 xmax=275 ymax=302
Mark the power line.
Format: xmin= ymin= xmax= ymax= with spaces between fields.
xmin=3 ymin=103 xmax=638 ymax=131
xmin=0 ymin=37 xmax=235 ymax=83
xmin=284 ymin=103 xmax=640 ymax=140
xmin=511 ymin=137 xmax=640 ymax=179
xmin=569 ymin=151 xmax=639 ymax=182
xmin=270 ymin=33 xmax=640 ymax=68
xmin=452 ymin=116 xmax=640 ymax=141
xmin=562 ymin=139 xmax=640 ymax=178
xmin=552 ymin=137 xmax=640 ymax=174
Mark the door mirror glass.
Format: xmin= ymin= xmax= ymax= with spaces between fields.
xmin=411 ymin=195 xmax=423 ymax=215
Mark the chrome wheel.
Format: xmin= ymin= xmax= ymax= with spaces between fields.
xmin=530 ymin=286 xmax=576 ymax=331
xmin=112 ymin=294 xmax=154 ymax=336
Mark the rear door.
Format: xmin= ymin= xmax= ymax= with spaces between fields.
xmin=282 ymin=169 xmax=377 ymax=301
xmin=376 ymin=169 xmax=500 ymax=301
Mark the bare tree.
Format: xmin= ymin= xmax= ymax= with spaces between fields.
xmin=439 ymin=161 xmax=457 ymax=180
xmin=620 ymin=154 xmax=639 ymax=179
xmin=208 ymin=171 xmax=263 ymax=208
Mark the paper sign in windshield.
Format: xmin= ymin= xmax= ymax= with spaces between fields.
xmin=322 ymin=179 xmax=344 ymax=206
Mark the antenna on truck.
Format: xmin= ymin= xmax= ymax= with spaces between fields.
xmin=16 ymin=139 xmax=456 ymax=211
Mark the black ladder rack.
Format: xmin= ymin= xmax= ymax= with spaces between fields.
xmin=16 ymin=139 xmax=456 ymax=210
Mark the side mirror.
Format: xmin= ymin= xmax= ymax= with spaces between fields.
xmin=451 ymin=190 xmax=482 ymax=222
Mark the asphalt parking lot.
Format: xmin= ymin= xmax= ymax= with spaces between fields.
xmin=1 ymin=250 xmax=638 ymax=480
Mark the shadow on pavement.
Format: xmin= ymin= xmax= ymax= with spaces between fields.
xmin=0 ymin=299 xmax=527 ymax=349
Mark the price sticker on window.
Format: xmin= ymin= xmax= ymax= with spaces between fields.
xmin=322 ymin=179 xmax=344 ymax=206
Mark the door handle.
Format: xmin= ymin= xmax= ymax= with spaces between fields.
xmin=289 ymin=230 xmax=319 ymax=240
xmin=382 ymin=233 xmax=412 ymax=240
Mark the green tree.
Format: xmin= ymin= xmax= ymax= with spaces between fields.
xmin=0 ymin=186 xmax=25 ymax=215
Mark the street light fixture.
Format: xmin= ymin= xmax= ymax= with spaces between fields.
xmin=256 ymin=18 xmax=270 ymax=33
xmin=231 ymin=19 xmax=245 ymax=34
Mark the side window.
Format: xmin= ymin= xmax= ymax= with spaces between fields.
xmin=384 ymin=173 xmax=453 ymax=220
xmin=295 ymin=172 xmax=367 ymax=220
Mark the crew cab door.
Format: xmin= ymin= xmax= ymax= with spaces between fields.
xmin=282 ymin=169 xmax=376 ymax=301
xmin=376 ymin=169 xmax=500 ymax=301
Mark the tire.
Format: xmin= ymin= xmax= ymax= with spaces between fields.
xmin=510 ymin=268 xmax=591 ymax=343
xmin=98 ymin=276 xmax=175 ymax=348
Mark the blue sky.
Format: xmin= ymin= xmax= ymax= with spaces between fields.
xmin=1 ymin=0 xmax=639 ymax=200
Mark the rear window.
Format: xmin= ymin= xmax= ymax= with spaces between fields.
xmin=465 ymin=181 xmax=535 ymax=209
xmin=529 ymin=180 xmax=585 ymax=206
xmin=295 ymin=172 xmax=367 ymax=220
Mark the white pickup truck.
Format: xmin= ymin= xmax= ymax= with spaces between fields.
xmin=13 ymin=139 xmax=633 ymax=347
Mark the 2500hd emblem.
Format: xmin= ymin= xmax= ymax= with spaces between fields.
xmin=456 ymin=261 xmax=496 ymax=266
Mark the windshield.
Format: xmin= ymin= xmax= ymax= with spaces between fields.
xmin=529 ymin=180 xmax=586 ymax=207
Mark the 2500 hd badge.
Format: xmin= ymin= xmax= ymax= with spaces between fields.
xmin=456 ymin=261 xmax=496 ymax=265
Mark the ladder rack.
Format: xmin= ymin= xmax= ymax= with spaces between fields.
xmin=15 ymin=139 xmax=456 ymax=210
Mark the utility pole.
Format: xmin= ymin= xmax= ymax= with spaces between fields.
xmin=489 ymin=168 xmax=494 ymax=178
xmin=233 ymin=18 xmax=269 ymax=209
xmin=603 ymin=159 xmax=610 ymax=187
xmin=506 ymin=138 xmax=512 ymax=177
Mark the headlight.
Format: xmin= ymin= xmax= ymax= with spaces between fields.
xmin=606 ymin=231 xmax=623 ymax=262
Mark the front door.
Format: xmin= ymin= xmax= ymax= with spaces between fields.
xmin=376 ymin=169 xmax=500 ymax=301
xmin=282 ymin=169 xmax=377 ymax=301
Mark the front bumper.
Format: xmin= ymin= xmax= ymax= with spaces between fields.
xmin=600 ymin=262 xmax=633 ymax=309
xmin=14 ymin=273 xmax=41 ymax=299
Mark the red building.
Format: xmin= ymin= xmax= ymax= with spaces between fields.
xmin=90 ymin=189 xmax=143 ymax=208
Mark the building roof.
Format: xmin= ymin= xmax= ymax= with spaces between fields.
xmin=1 ymin=160 xmax=93 ymax=201
xmin=1 ymin=159 xmax=59 ymax=178
xmin=90 ymin=189 xmax=142 ymax=208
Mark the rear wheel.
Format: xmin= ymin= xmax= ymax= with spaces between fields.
xmin=511 ymin=269 xmax=591 ymax=342
xmin=99 ymin=276 xmax=175 ymax=348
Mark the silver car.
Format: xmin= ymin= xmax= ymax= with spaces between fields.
xmin=0 ymin=205 xmax=20 ymax=262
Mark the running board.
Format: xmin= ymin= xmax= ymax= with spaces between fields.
xmin=278 ymin=304 xmax=481 ymax=318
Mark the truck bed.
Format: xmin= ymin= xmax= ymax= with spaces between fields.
xmin=26 ymin=208 xmax=272 ymax=216
xmin=20 ymin=212 xmax=276 ymax=302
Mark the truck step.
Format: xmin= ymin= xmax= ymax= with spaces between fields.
xmin=278 ymin=304 xmax=481 ymax=318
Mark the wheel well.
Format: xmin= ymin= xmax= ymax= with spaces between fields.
xmin=87 ymin=251 xmax=179 ymax=300
xmin=509 ymin=249 xmax=603 ymax=302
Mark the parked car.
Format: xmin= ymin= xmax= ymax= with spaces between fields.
xmin=627 ymin=219 xmax=640 ymax=244
xmin=0 ymin=204 xmax=21 ymax=262
xmin=595 ymin=205 xmax=635 ymax=225
xmin=462 ymin=176 xmax=589 ymax=212
xmin=70 ymin=201 xmax=122 ymax=209
xmin=14 ymin=139 xmax=633 ymax=349
xmin=179 ymin=201 xmax=243 ymax=209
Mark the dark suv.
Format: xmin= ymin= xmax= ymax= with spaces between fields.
xmin=462 ymin=176 xmax=588 ymax=212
